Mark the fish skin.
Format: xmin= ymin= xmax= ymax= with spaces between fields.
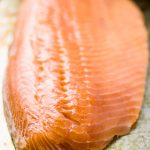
xmin=4 ymin=0 xmax=148 ymax=150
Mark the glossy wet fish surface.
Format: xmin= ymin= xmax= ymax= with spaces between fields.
xmin=4 ymin=0 xmax=148 ymax=150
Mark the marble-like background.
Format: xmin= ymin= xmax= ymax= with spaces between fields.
xmin=0 ymin=1 xmax=20 ymax=149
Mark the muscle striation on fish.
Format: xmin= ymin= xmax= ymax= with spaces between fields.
xmin=4 ymin=0 xmax=148 ymax=149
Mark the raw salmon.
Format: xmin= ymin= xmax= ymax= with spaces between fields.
xmin=4 ymin=0 xmax=148 ymax=149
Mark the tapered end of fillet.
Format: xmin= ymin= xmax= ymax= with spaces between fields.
xmin=3 ymin=0 xmax=148 ymax=150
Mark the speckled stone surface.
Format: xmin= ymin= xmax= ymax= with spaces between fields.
xmin=0 ymin=0 xmax=19 ymax=149
xmin=0 ymin=0 xmax=150 ymax=150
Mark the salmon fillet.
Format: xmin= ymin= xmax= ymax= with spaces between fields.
xmin=4 ymin=0 xmax=148 ymax=149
